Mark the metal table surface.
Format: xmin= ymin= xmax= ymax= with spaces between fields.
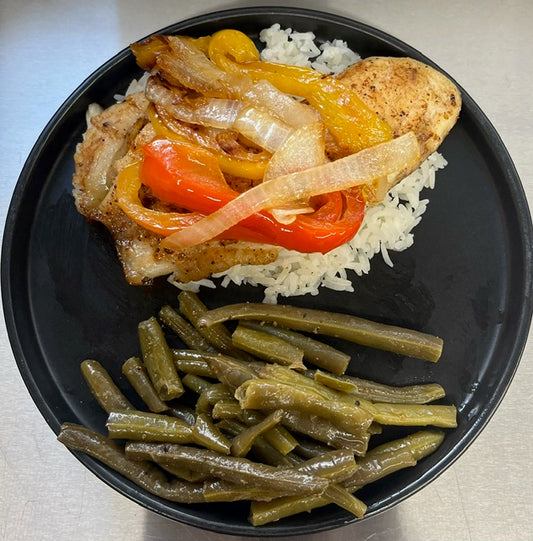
xmin=1 ymin=1 xmax=532 ymax=540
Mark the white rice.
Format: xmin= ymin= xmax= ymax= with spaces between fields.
xmin=259 ymin=23 xmax=361 ymax=75
xmin=165 ymin=25 xmax=448 ymax=302
xmin=114 ymin=71 xmax=150 ymax=102
xmin=205 ymin=152 xmax=446 ymax=304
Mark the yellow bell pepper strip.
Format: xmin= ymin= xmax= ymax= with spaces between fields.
xmin=148 ymin=105 xmax=269 ymax=181
xmin=116 ymin=162 xmax=205 ymax=236
xmin=185 ymin=35 xmax=212 ymax=55
xmin=207 ymin=29 xmax=393 ymax=155
xmin=131 ymin=35 xmax=171 ymax=70
xmin=134 ymin=138 xmax=366 ymax=253
xmin=131 ymin=34 xmax=212 ymax=71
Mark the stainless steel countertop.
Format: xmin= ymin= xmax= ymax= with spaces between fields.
xmin=1 ymin=1 xmax=532 ymax=540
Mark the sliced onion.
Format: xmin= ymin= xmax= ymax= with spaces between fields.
xmin=244 ymin=79 xmax=319 ymax=128
xmin=265 ymin=122 xmax=326 ymax=224
xmin=233 ymin=106 xmax=294 ymax=153
xmin=150 ymin=39 xmax=320 ymax=153
xmin=164 ymin=95 xmax=242 ymax=129
xmin=161 ymin=132 xmax=420 ymax=250
xmin=149 ymin=84 xmax=298 ymax=151
xmin=146 ymin=76 xmax=243 ymax=129
xmin=157 ymin=36 xmax=251 ymax=99
xmin=186 ymin=98 xmax=243 ymax=129
xmin=264 ymin=122 xmax=326 ymax=181
xmin=270 ymin=203 xmax=316 ymax=224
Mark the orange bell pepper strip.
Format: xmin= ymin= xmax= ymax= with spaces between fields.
xmin=115 ymin=161 xmax=271 ymax=243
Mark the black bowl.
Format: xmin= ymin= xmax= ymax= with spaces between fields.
xmin=2 ymin=6 xmax=532 ymax=538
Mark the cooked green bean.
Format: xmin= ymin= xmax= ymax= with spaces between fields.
xmin=106 ymin=410 xmax=194 ymax=443
xmin=280 ymin=410 xmax=370 ymax=456
xmin=159 ymin=305 xmax=217 ymax=353
xmin=323 ymin=484 xmax=367 ymax=518
xmin=275 ymin=452 xmax=303 ymax=467
xmin=343 ymin=431 xmax=445 ymax=492
xmin=80 ymin=359 xmax=134 ymax=414
xmin=232 ymin=324 xmax=305 ymax=370
xmin=124 ymin=442 xmax=329 ymax=496
xmin=203 ymin=480 xmax=283 ymax=502
xmin=181 ymin=373 xmax=212 ymax=395
xmin=295 ymin=449 xmax=358 ymax=483
xmin=167 ymin=404 xmax=197 ymax=426
xmin=337 ymin=374 xmax=446 ymax=404
xmin=250 ymin=484 xmax=367 ymax=525
xmin=205 ymin=452 xmax=360 ymax=513
xmin=216 ymin=419 xmax=296 ymax=467
xmin=259 ymin=364 xmax=355 ymax=404
xmin=207 ymin=468 xmax=358 ymax=504
xmin=212 ymin=404 xmax=298 ymax=456
xmin=193 ymin=413 xmax=232 ymax=454
xmin=193 ymin=382 xmax=233 ymax=413
xmin=138 ymin=317 xmax=184 ymax=401
xmin=205 ymin=354 xmax=260 ymax=391
xmin=260 ymin=426 xmax=298 ymax=457
xmin=203 ymin=383 xmax=234 ymax=406
xmin=211 ymin=399 xmax=243 ymax=420
xmin=241 ymin=410 xmax=298 ymax=456
xmin=343 ymin=448 xmax=417 ymax=492
xmin=235 ymin=379 xmax=373 ymax=433
xmin=370 ymin=430 xmax=445 ymax=461
xmin=195 ymin=390 xmax=212 ymax=414
xmin=250 ymin=493 xmax=333 ymax=526
xmin=121 ymin=357 xmax=168 ymax=413
xmin=313 ymin=369 xmax=359 ymax=394
xmin=358 ymin=400 xmax=457 ymax=428
xmin=240 ymin=321 xmax=350 ymax=375
xmin=64 ymin=295 xmax=456 ymax=526
xmin=178 ymin=291 xmax=254 ymax=361
xmin=294 ymin=436 xmax=335 ymax=459
xmin=198 ymin=303 xmax=443 ymax=362
xmin=154 ymin=461 xmax=209 ymax=483
xmin=231 ymin=410 xmax=283 ymax=457
xmin=57 ymin=423 xmax=205 ymax=503
xmin=171 ymin=350 xmax=217 ymax=377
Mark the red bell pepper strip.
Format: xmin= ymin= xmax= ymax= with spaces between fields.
xmin=115 ymin=162 xmax=272 ymax=244
xmin=137 ymin=138 xmax=366 ymax=254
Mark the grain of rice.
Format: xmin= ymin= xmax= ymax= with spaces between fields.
xmin=258 ymin=24 xmax=361 ymax=75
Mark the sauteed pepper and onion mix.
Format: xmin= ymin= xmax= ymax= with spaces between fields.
xmin=113 ymin=30 xmax=421 ymax=254
xmin=59 ymin=292 xmax=456 ymax=526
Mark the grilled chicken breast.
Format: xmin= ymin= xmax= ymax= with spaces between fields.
xmin=73 ymin=92 xmax=150 ymax=219
xmin=338 ymin=56 xmax=461 ymax=188
xmin=72 ymin=55 xmax=460 ymax=286
xmin=72 ymin=93 xmax=278 ymax=285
